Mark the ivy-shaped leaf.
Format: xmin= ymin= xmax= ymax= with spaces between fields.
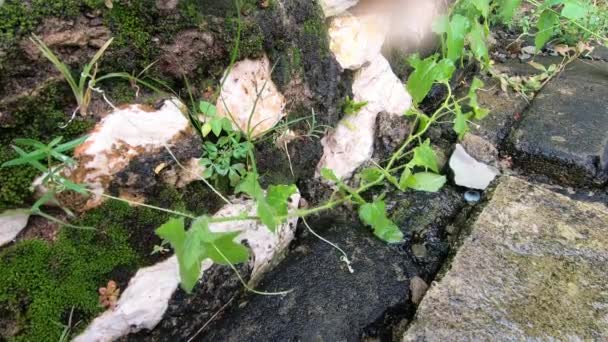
xmin=535 ymin=10 xmax=559 ymax=51
xmin=259 ymin=184 xmax=298 ymax=232
xmin=470 ymin=0 xmax=490 ymax=18
xmin=400 ymin=172 xmax=447 ymax=192
xmin=407 ymin=139 xmax=439 ymax=173
xmin=156 ymin=218 xmax=202 ymax=293
xmin=358 ymin=200 xmax=403 ymax=243
xmin=561 ymin=0 xmax=587 ymax=20
xmin=407 ymin=55 xmax=456 ymax=104
xmin=236 ymin=173 xmax=297 ymax=232
xmin=446 ymin=14 xmax=471 ymax=62
xmin=468 ymin=21 xmax=489 ymax=66
xmin=498 ymin=0 xmax=522 ymax=23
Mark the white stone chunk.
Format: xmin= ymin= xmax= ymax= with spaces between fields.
xmin=75 ymin=193 xmax=300 ymax=342
xmin=216 ymin=56 xmax=286 ymax=138
xmin=0 ymin=209 xmax=30 ymax=247
xmin=319 ymin=0 xmax=359 ymax=17
xmin=32 ymin=99 xmax=191 ymax=210
xmin=317 ymin=55 xmax=411 ymax=179
xmin=449 ymin=144 xmax=500 ymax=190
xmin=328 ymin=14 xmax=388 ymax=70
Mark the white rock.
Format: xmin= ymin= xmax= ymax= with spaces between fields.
xmin=0 ymin=209 xmax=30 ymax=247
xmin=328 ymin=14 xmax=389 ymax=70
xmin=34 ymin=99 xmax=191 ymax=210
xmin=319 ymin=0 xmax=359 ymax=17
xmin=216 ymin=56 xmax=286 ymax=138
xmin=449 ymin=144 xmax=500 ymax=190
xmin=317 ymin=55 xmax=411 ymax=179
xmin=75 ymin=193 xmax=300 ymax=342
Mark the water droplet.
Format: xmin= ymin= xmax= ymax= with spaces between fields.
xmin=464 ymin=190 xmax=481 ymax=203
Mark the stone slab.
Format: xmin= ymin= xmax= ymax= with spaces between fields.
xmin=403 ymin=176 xmax=608 ymax=341
xmin=508 ymin=60 xmax=608 ymax=186
xmin=199 ymin=187 xmax=465 ymax=341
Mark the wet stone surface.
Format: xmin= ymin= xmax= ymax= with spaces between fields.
xmin=508 ymin=60 xmax=608 ymax=186
xmin=199 ymin=186 xmax=465 ymax=341
xmin=403 ymin=176 xmax=608 ymax=341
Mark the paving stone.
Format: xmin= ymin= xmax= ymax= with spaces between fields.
xmin=403 ymin=176 xmax=608 ymax=341
xmin=199 ymin=187 xmax=465 ymax=341
xmin=508 ymin=60 xmax=608 ymax=186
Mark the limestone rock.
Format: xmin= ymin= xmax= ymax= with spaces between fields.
xmin=319 ymin=0 xmax=359 ymax=17
xmin=0 ymin=209 xmax=30 ymax=247
xmin=216 ymin=56 xmax=286 ymax=138
xmin=75 ymin=193 xmax=300 ymax=341
xmin=403 ymin=176 xmax=608 ymax=341
xmin=449 ymin=144 xmax=499 ymax=190
xmin=317 ymin=55 xmax=411 ymax=179
xmin=328 ymin=14 xmax=388 ymax=70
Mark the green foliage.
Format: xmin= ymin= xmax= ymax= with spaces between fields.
xmin=235 ymin=172 xmax=297 ymax=232
xmin=31 ymin=34 xmax=114 ymax=116
xmin=342 ymin=96 xmax=368 ymax=115
xmin=0 ymin=216 xmax=136 ymax=341
xmin=407 ymin=54 xmax=455 ymax=104
xmin=198 ymin=101 xmax=250 ymax=187
xmin=358 ymin=200 xmax=403 ymax=243
xmin=156 ymin=216 xmax=249 ymax=293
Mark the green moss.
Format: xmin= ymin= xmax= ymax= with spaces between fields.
xmin=0 ymin=83 xmax=95 ymax=211
xmin=225 ymin=17 xmax=265 ymax=60
xmin=0 ymin=223 xmax=136 ymax=341
xmin=0 ymin=185 xmax=191 ymax=341
xmin=301 ymin=17 xmax=330 ymax=57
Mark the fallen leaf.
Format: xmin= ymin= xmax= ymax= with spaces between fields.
xmin=104 ymin=0 xmax=113 ymax=9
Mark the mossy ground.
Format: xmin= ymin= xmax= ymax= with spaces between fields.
xmin=0 ymin=184 xmax=198 ymax=341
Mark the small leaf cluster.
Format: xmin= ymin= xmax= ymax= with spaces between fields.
xmin=198 ymin=101 xmax=251 ymax=187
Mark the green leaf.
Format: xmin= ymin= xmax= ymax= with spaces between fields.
xmin=498 ymin=0 xmax=522 ymax=23
xmin=431 ymin=14 xmax=449 ymax=34
xmin=453 ymin=109 xmax=472 ymax=139
xmin=407 ymin=55 xmax=455 ymax=104
xmin=535 ymin=10 xmax=559 ymax=51
xmin=320 ymin=167 xmax=340 ymax=183
xmin=468 ymin=77 xmax=484 ymax=110
xmin=401 ymin=172 xmax=446 ymax=192
xmin=199 ymin=101 xmax=217 ymax=116
xmin=156 ymin=218 xmax=200 ymax=293
xmin=446 ymin=14 xmax=471 ymax=62
xmin=360 ymin=167 xmax=384 ymax=183
xmin=468 ymin=21 xmax=489 ymax=65
xmin=399 ymin=167 xmax=412 ymax=190
xmin=211 ymin=118 xmax=223 ymax=137
xmin=561 ymin=0 xmax=587 ymax=20
xmin=207 ymin=232 xmax=250 ymax=265
xmin=235 ymin=172 xmax=264 ymax=200
xmin=408 ymin=139 xmax=439 ymax=172
xmin=471 ymin=0 xmax=490 ymax=18
xmin=201 ymin=122 xmax=212 ymax=137
xmin=258 ymin=184 xmax=297 ymax=232
xmin=358 ymin=200 xmax=403 ymax=243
